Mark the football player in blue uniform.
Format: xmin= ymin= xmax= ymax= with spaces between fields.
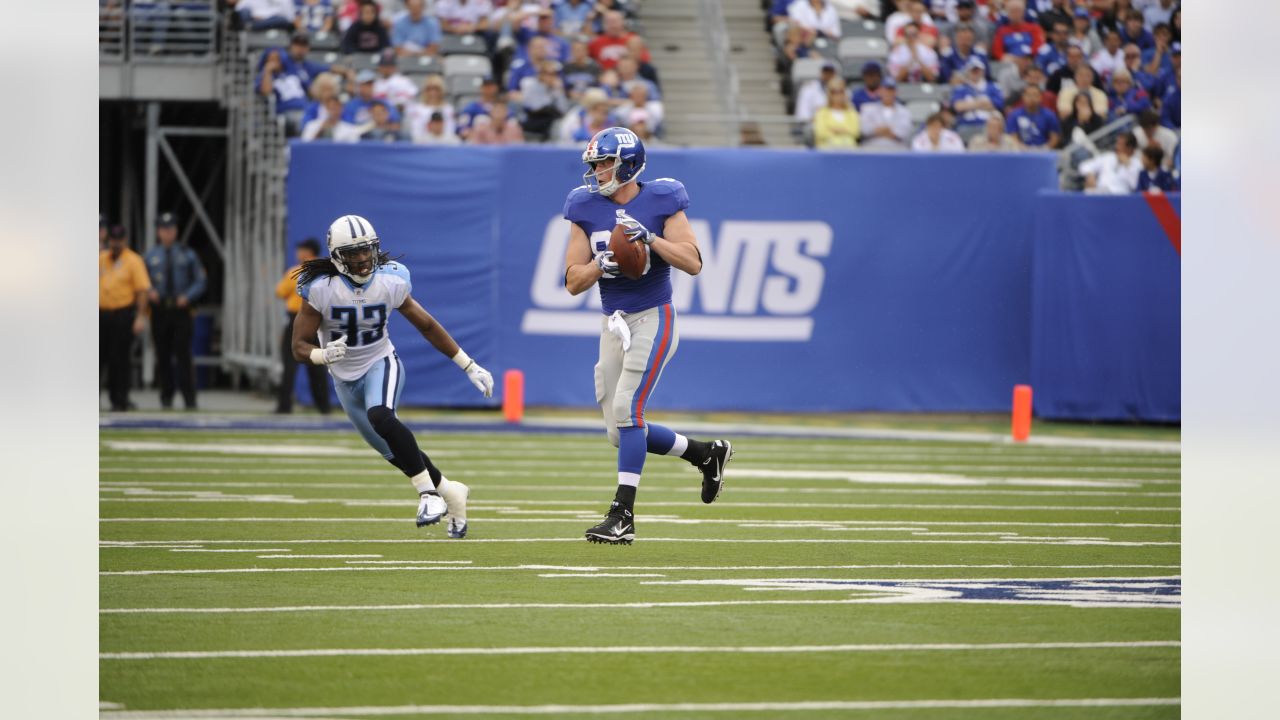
xmin=563 ymin=127 xmax=734 ymax=545
xmin=292 ymin=215 xmax=494 ymax=539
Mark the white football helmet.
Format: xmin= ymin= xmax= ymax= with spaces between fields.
xmin=326 ymin=214 xmax=381 ymax=283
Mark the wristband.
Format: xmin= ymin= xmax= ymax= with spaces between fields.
xmin=309 ymin=348 xmax=327 ymax=365
xmin=452 ymin=349 xmax=474 ymax=371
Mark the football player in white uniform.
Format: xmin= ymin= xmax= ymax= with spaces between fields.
xmin=292 ymin=214 xmax=494 ymax=539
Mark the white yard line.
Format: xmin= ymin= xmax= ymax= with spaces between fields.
xmin=98 ymin=517 xmax=1182 ymax=528
xmin=98 ymin=498 xmax=1180 ymax=511
xmin=169 ymin=548 xmax=290 ymax=553
xmin=98 ymin=464 xmax=1179 ymax=476
xmin=96 ymin=697 xmax=1182 ymax=717
xmin=255 ymin=555 xmax=382 ymax=559
xmin=97 ymin=481 xmax=1182 ymax=498
xmin=99 ymin=640 xmax=1179 ymax=661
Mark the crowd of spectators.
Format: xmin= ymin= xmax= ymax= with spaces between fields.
xmin=242 ymin=0 xmax=665 ymax=147
xmin=771 ymin=0 xmax=1181 ymax=193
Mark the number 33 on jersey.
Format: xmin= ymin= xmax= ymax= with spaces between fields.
xmin=299 ymin=261 xmax=412 ymax=382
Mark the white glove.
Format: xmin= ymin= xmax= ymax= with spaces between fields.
xmin=452 ymin=349 xmax=494 ymax=398
xmin=309 ymin=334 xmax=347 ymax=366
xmin=594 ymin=248 xmax=621 ymax=277
xmin=616 ymin=210 xmax=655 ymax=245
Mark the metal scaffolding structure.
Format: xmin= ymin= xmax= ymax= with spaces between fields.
xmin=218 ymin=21 xmax=290 ymax=386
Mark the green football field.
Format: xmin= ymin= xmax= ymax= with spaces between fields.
xmin=99 ymin=424 xmax=1180 ymax=718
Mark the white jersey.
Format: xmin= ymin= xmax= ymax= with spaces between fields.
xmin=300 ymin=262 xmax=412 ymax=382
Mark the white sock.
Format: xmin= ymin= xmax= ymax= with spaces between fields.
xmin=410 ymin=470 xmax=436 ymax=495
xmin=618 ymin=472 xmax=641 ymax=487
xmin=437 ymin=477 xmax=467 ymax=522
xmin=666 ymin=434 xmax=689 ymax=457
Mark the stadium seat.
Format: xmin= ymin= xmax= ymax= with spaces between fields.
xmin=837 ymin=37 xmax=888 ymax=74
xmin=245 ymin=30 xmax=289 ymax=51
xmin=896 ymin=83 xmax=941 ymax=103
xmin=443 ymin=55 xmax=493 ymax=79
xmin=791 ymin=57 xmax=831 ymax=87
xmin=446 ymin=74 xmax=484 ymax=97
xmin=344 ymin=53 xmax=381 ymax=72
xmin=406 ymin=55 xmax=444 ymax=75
xmin=309 ymin=31 xmax=340 ymax=51
xmin=440 ymin=34 xmax=487 ymax=55
xmin=810 ymin=37 xmax=839 ymax=61
xmin=308 ymin=51 xmax=343 ymax=67
xmin=906 ymin=99 xmax=942 ymax=124
xmin=840 ymin=19 xmax=885 ymax=39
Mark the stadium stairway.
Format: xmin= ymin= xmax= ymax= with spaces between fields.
xmin=640 ymin=0 xmax=792 ymax=147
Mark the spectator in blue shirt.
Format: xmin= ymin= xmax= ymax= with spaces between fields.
xmin=939 ymin=25 xmax=989 ymax=85
xmin=555 ymin=0 xmax=596 ymax=36
xmin=1160 ymin=66 xmax=1180 ymax=130
xmin=392 ymin=0 xmax=442 ymax=57
xmin=1154 ymin=41 xmax=1180 ymax=103
xmin=1037 ymin=19 xmax=1070 ymax=77
xmin=1140 ymin=23 xmax=1174 ymax=78
xmin=851 ymin=62 xmax=884 ymax=111
xmin=1005 ymin=84 xmax=1060 ymax=148
xmin=294 ymin=0 xmax=334 ymax=34
xmin=950 ymin=57 xmax=1004 ymax=132
xmin=508 ymin=36 xmax=555 ymax=92
xmin=143 ymin=212 xmax=206 ymax=410
xmin=343 ymin=70 xmax=402 ymax=124
xmin=1136 ymin=146 xmax=1177 ymax=193
xmin=1107 ymin=68 xmax=1151 ymax=119
xmin=515 ymin=9 xmax=571 ymax=62
xmin=256 ymin=34 xmax=331 ymax=130
xmin=458 ymin=77 xmax=501 ymax=139
xmin=1116 ymin=9 xmax=1153 ymax=51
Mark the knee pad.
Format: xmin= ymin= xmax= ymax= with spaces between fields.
xmin=605 ymin=426 xmax=620 ymax=448
xmin=367 ymin=405 xmax=396 ymax=433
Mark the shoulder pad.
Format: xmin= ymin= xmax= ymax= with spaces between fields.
xmin=563 ymin=185 xmax=594 ymax=220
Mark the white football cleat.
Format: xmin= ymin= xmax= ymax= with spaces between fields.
xmin=415 ymin=492 xmax=447 ymax=528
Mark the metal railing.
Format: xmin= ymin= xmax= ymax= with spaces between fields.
xmin=219 ymin=17 xmax=291 ymax=384
xmin=696 ymin=0 xmax=742 ymax=146
xmin=100 ymin=1 xmax=219 ymax=61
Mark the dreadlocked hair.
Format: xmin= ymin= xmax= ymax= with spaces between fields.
xmin=294 ymin=251 xmax=395 ymax=286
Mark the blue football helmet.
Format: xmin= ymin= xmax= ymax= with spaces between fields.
xmin=582 ymin=126 xmax=646 ymax=196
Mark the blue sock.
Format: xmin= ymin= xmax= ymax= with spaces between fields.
xmin=645 ymin=423 xmax=677 ymax=454
xmin=617 ymin=426 xmax=647 ymax=475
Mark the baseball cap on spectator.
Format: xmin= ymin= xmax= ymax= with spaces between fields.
xmin=880 ymin=76 xmax=897 ymax=89
xmin=429 ymin=111 xmax=445 ymax=123
xmin=820 ymin=60 xmax=837 ymax=72
xmin=158 ymin=212 xmax=177 ymax=227
xmin=964 ymin=56 xmax=986 ymax=73
xmin=1171 ymin=42 xmax=1181 ymax=55
xmin=861 ymin=61 xmax=882 ymax=76
xmin=108 ymin=224 xmax=127 ymax=239
xmin=956 ymin=0 xmax=975 ymax=8
xmin=298 ymin=238 xmax=322 ymax=255
xmin=378 ymin=49 xmax=397 ymax=67
xmin=290 ymin=32 xmax=310 ymax=47
xmin=1073 ymin=7 xmax=1090 ymax=18
xmin=356 ymin=69 xmax=377 ymax=84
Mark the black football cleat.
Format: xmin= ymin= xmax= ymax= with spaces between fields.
xmin=585 ymin=502 xmax=635 ymax=545
xmin=699 ymin=440 xmax=733 ymax=504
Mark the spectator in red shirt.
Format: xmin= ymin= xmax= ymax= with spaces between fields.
xmin=588 ymin=10 xmax=641 ymax=70
xmin=991 ymin=0 xmax=1045 ymax=60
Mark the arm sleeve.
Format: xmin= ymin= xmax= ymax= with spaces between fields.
xmin=132 ymin=255 xmax=152 ymax=292
xmin=184 ymin=249 xmax=207 ymax=302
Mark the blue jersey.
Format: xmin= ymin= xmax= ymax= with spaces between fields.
xmin=564 ymin=178 xmax=691 ymax=315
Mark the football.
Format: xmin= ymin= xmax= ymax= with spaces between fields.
xmin=609 ymin=224 xmax=649 ymax=280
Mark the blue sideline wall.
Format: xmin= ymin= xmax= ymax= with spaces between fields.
xmin=285 ymin=143 xmax=1177 ymax=420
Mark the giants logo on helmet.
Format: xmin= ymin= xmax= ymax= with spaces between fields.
xmin=522 ymin=218 xmax=831 ymax=341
